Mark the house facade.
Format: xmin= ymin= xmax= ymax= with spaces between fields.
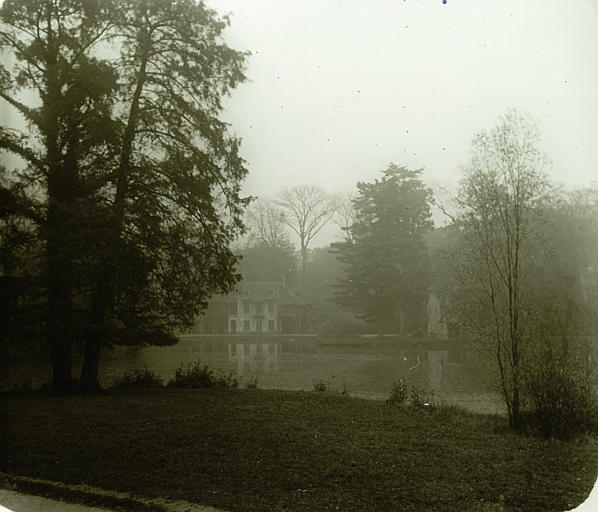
xmin=196 ymin=281 xmax=312 ymax=335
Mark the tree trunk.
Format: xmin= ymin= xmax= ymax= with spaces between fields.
xmin=81 ymin=268 xmax=110 ymax=389
xmin=46 ymin=180 xmax=74 ymax=389
xmin=81 ymin=292 xmax=103 ymax=389
xmin=46 ymin=235 xmax=73 ymax=389
xmin=301 ymin=244 xmax=307 ymax=293
xmin=80 ymin=333 xmax=101 ymax=390
xmin=50 ymin=336 xmax=72 ymax=389
xmin=510 ymin=365 xmax=524 ymax=431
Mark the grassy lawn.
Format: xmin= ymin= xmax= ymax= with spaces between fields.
xmin=1 ymin=388 xmax=596 ymax=512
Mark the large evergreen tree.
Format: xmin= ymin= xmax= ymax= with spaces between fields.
xmin=332 ymin=164 xmax=433 ymax=335
xmin=0 ymin=0 xmax=249 ymax=389
xmin=1 ymin=0 xmax=121 ymax=386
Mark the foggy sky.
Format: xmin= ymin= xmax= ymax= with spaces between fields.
xmin=216 ymin=0 xmax=598 ymax=242
xmin=1 ymin=1 xmax=597 ymax=246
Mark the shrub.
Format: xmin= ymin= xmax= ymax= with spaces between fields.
xmin=522 ymin=354 xmax=597 ymax=439
xmin=512 ymin=295 xmax=598 ymax=438
xmin=312 ymin=378 xmax=329 ymax=392
xmin=386 ymin=379 xmax=409 ymax=406
xmin=112 ymin=369 xmax=164 ymax=388
xmin=10 ymin=381 xmax=33 ymax=392
xmin=213 ymin=370 xmax=239 ymax=389
xmin=245 ymin=376 xmax=259 ymax=390
xmin=168 ymin=362 xmax=213 ymax=388
xmin=386 ymin=379 xmax=436 ymax=409
xmin=409 ymin=385 xmax=435 ymax=409
xmin=341 ymin=380 xmax=348 ymax=395
xmin=167 ymin=361 xmax=238 ymax=389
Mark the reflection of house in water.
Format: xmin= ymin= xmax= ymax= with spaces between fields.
xmin=195 ymin=281 xmax=311 ymax=334
xmin=227 ymin=338 xmax=316 ymax=376
xmin=229 ymin=342 xmax=279 ymax=375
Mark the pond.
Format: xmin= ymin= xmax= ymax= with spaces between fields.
xmin=99 ymin=335 xmax=505 ymax=414
xmin=1 ymin=335 xmax=505 ymax=414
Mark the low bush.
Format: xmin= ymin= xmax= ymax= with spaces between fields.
xmin=522 ymin=356 xmax=597 ymax=439
xmin=168 ymin=362 xmax=213 ymax=388
xmin=213 ymin=370 xmax=239 ymax=389
xmin=10 ymin=381 xmax=33 ymax=392
xmin=312 ymin=378 xmax=329 ymax=392
xmin=512 ymin=298 xmax=598 ymax=439
xmin=386 ymin=379 xmax=409 ymax=406
xmin=112 ymin=369 xmax=164 ymax=388
xmin=386 ymin=378 xmax=435 ymax=409
xmin=245 ymin=376 xmax=259 ymax=390
xmin=167 ymin=361 xmax=238 ymax=389
xmin=409 ymin=384 xmax=435 ymax=408
xmin=518 ymin=320 xmax=598 ymax=439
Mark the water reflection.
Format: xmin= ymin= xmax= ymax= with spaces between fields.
xmin=200 ymin=339 xmax=499 ymax=413
xmin=163 ymin=338 xmax=464 ymax=397
xmin=221 ymin=340 xmax=455 ymax=398
xmin=228 ymin=342 xmax=279 ymax=375
xmin=2 ymin=336 xmax=503 ymax=414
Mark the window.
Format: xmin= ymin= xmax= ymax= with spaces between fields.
xmin=229 ymin=302 xmax=238 ymax=315
xmin=255 ymin=302 xmax=263 ymax=315
xmin=256 ymin=319 xmax=262 ymax=332
xmin=268 ymin=320 xmax=275 ymax=331
xmin=243 ymin=320 xmax=250 ymax=331
xmin=243 ymin=302 xmax=250 ymax=314
xmin=268 ymin=303 xmax=275 ymax=314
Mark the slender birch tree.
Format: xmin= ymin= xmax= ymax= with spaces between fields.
xmin=452 ymin=109 xmax=550 ymax=429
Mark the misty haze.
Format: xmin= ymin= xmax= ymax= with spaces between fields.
xmin=1 ymin=1 xmax=597 ymax=512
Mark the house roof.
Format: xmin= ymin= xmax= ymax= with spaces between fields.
xmin=209 ymin=280 xmax=308 ymax=305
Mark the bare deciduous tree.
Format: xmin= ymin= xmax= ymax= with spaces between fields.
xmin=334 ymin=192 xmax=357 ymax=242
xmin=454 ymin=109 xmax=550 ymax=430
xmin=246 ymin=198 xmax=288 ymax=246
xmin=276 ymin=185 xmax=339 ymax=290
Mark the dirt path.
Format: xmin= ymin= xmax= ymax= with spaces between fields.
xmin=0 ymin=473 xmax=226 ymax=512
xmin=0 ymin=490 xmax=112 ymax=512
xmin=1 ymin=473 xmax=595 ymax=512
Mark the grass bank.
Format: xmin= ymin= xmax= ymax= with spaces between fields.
xmin=1 ymin=388 xmax=596 ymax=511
